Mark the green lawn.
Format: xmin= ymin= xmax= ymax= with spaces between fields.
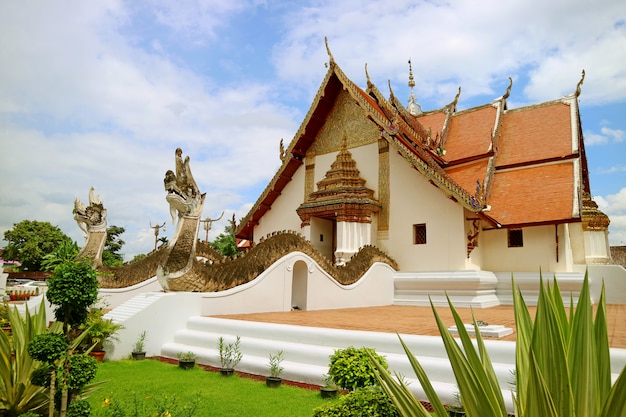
xmin=88 ymin=359 xmax=337 ymax=417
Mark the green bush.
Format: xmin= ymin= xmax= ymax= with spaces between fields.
xmin=27 ymin=332 xmax=68 ymax=363
xmin=313 ymin=388 xmax=399 ymax=417
xmin=30 ymin=365 xmax=52 ymax=387
xmin=67 ymin=399 xmax=91 ymax=417
xmin=68 ymin=354 xmax=98 ymax=390
xmin=18 ymin=412 xmax=40 ymax=417
xmin=328 ymin=346 xmax=388 ymax=391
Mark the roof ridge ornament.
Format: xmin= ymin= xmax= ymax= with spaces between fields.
xmin=502 ymin=77 xmax=513 ymax=100
xmin=575 ymin=69 xmax=585 ymax=97
xmin=365 ymin=63 xmax=373 ymax=90
xmin=407 ymin=59 xmax=422 ymax=116
xmin=324 ymin=37 xmax=335 ymax=65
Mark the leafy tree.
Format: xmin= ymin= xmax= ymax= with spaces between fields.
xmin=41 ymin=240 xmax=79 ymax=272
xmin=3 ymin=220 xmax=71 ymax=271
xmin=46 ymin=260 xmax=99 ymax=330
xmin=102 ymin=225 xmax=125 ymax=266
xmin=45 ymin=260 xmax=100 ymax=417
xmin=210 ymin=225 xmax=238 ymax=258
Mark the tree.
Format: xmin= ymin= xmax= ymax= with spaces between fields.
xmin=3 ymin=220 xmax=71 ymax=271
xmin=45 ymin=259 xmax=100 ymax=417
xmin=210 ymin=225 xmax=238 ymax=258
xmin=102 ymin=225 xmax=125 ymax=266
xmin=41 ymin=240 xmax=79 ymax=272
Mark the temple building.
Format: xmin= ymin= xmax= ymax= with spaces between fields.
xmin=235 ymin=44 xmax=616 ymax=305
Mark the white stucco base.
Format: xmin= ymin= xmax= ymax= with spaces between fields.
xmin=393 ymin=270 xmax=500 ymax=308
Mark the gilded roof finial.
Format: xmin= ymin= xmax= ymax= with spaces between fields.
xmin=453 ymin=87 xmax=462 ymax=106
xmin=576 ymin=69 xmax=585 ymax=97
xmin=279 ymin=138 xmax=287 ymax=162
xmin=407 ymin=59 xmax=422 ymax=116
xmin=502 ymin=77 xmax=513 ymax=99
xmin=387 ymin=80 xmax=395 ymax=101
xmin=324 ymin=37 xmax=335 ymax=65
xmin=365 ymin=63 xmax=373 ymax=89
xmin=408 ymin=59 xmax=416 ymax=89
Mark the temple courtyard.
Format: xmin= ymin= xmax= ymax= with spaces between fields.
xmin=217 ymin=304 xmax=626 ymax=348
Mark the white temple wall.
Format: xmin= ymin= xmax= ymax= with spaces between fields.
xmin=567 ymin=222 xmax=587 ymax=264
xmin=253 ymin=166 xmax=305 ymax=243
xmin=386 ymin=151 xmax=467 ymax=271
xmin=481 ymin=225 xmax=570 ymax=272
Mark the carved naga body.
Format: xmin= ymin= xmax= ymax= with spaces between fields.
xmin=73 ymin=187 xmax=107 ymax=266
xmin=157 ymin=148 xmax=206 ymax=290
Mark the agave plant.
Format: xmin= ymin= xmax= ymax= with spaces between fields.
xmin=0 ymin=300 xmax=49 ymax=416
xmin=369 ymin=270 xmax=626 ymax=417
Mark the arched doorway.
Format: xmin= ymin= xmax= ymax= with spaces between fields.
xmin=291 ymin=260 xmax=308 ymax=310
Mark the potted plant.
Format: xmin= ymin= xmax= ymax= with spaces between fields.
xmin=81 ymin=307 xmax=123 ymax=361
xmin=265 ymin=350 xmax=284 ymax=388
xmin=217 ymin=336 xmax=242 ymax=376
xmin=320 ymin=374 xmax=338 ymax=398
xmin=176 ymin=351 xmax=197 ymax=370
xmin=131 ymin=330 xmax=147 ymax=360
xmin=446 ymin=391 xmax=465 ymax=416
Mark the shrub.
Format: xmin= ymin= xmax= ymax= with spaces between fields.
xmin=30 ymin=365 xmax=52 ymax=387
xmin=68 ymin=354 xmax=98 ymax=391
xmin=67 ymin=399 xmax=91 ymax=417
xmin=313 ymin=388 xmax=399 ymax=417
xmin=328 ymin=346 xmax=388 ymax=391
xmin=27 ymin=332 xmax=68 ymax=363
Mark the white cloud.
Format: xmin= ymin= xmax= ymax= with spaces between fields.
xmin=584 ymin=125 xmax=625 ymax=147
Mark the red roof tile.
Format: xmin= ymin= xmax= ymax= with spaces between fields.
xmin=487 ymin=162 xmax=575 ymax=225
xmin=446 ymin=159 xmax=490 ymax=195
xmin=497 ymin=102 xmax=574 ymax=167
xmin=445 ymin=105 xmax=497 ymax=161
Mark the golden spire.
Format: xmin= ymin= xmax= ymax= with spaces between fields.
xmin=407 ymin=59 xmax=422 ymax=116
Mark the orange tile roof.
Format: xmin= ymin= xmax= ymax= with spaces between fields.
xmin=486 ymin=162 xmax=575 ymax=225
xmin=444 ymin=105 xmax=497 ymax=161
xmin=497 ymin=102 xmax=574 ymax=167
xmin=447 ymin=159 xmax=490 ymax=196
xmin=416 ymin=111 xmax=446 ymax=139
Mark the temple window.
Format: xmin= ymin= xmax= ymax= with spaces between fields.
xmin=508 ymin=229 xmax=524 ymax=247
xmin=413 ymin=224 xmax=427 ymax=245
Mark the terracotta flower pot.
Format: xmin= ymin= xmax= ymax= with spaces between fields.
xmin=89 ymin=350 xmax=106 ymax=362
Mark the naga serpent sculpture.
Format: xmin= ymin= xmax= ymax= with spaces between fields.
xmin=73 ymin=186 xmax=107 ymax=267
xmin=97 ymin=148 xmax=397 ymax=291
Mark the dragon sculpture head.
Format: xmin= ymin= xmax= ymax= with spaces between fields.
xmin=73 ymin=186 xmax=107 ymax=234
xmin=164 ymin=148 xmax=206 ymax=221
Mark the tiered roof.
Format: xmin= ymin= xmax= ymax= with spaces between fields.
xmin=236 ymin=42 xmax=594 ymax=240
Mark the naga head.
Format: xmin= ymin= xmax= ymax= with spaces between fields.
xmin=164 ymin=149 xmax=205 ymax=221
xmin=73 ymin=187 xmax=107 ymax=233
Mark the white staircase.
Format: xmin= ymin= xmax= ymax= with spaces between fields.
xmin=104 ymin=292 xmax=169 ymax=323
xmin=161 ymin=316 xmax=517 ymax=411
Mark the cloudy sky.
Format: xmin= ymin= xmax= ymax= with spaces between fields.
xmin=1 ymin=0 xmax=625 ymax=260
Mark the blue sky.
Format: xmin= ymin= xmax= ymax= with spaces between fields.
xmin=1 ymin=0 xmax=625 ymax=260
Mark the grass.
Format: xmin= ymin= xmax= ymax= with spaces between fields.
xmin=87 ymin=359 xmax=337 ymax=416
